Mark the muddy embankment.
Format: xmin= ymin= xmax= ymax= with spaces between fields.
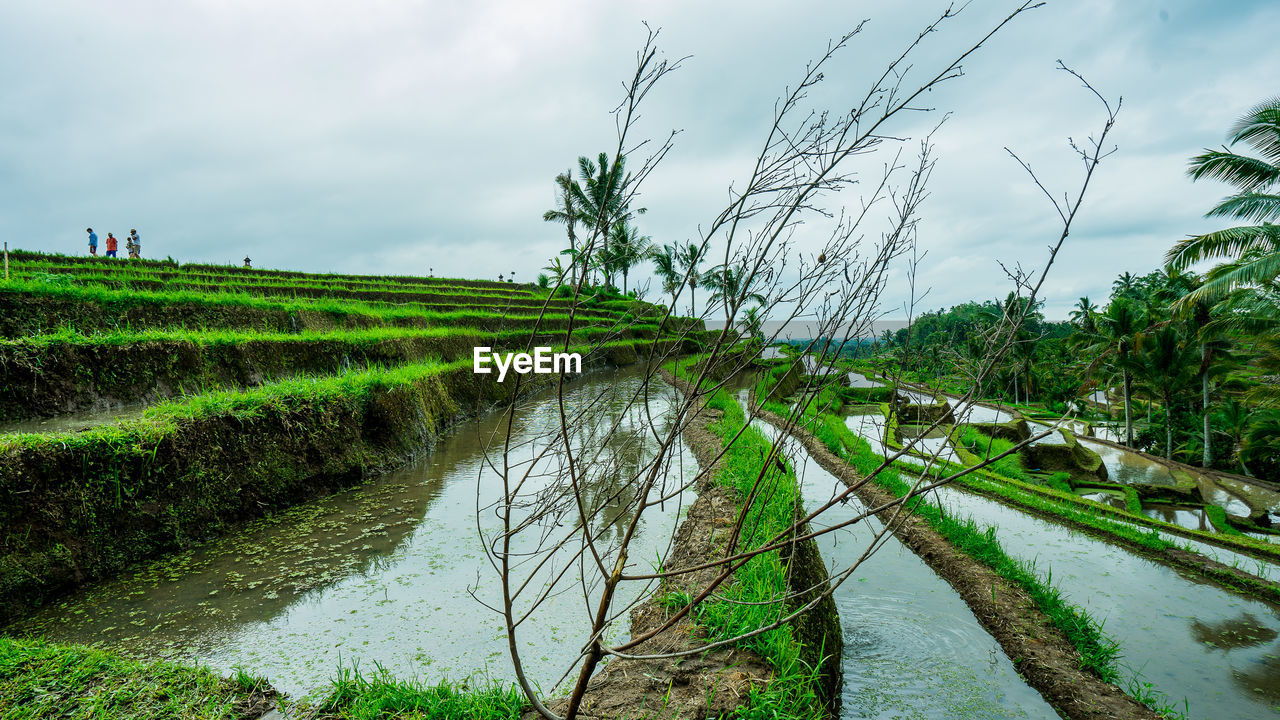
xmin=753 ymin=405 xmax=1161 ymax=720
xmin=535 ymin=369 xmax=842 ymax=719
xmin=0 ymin=340 xmax=683 ymax=625
xmin=0 ymin=327 xmax=672 ymax=421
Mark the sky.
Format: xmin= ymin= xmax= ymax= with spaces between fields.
xmin=1 ymin=0 xmax=1276 ymax=322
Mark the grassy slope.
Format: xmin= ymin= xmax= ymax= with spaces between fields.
xmin=0 ymin=636 xmax=272 ymax=720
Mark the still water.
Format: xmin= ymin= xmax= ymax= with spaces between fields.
xmin=752 ymin=414 xmax=1058 ymax=719
xmin=8 ymin=368 xmax=695 ymax=698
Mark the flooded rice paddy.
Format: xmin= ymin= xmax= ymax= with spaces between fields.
xmin=750 ymin=413 xmax=1058 ymax=719
xmin=7 ymin=368 xmax=695 ymax=698
xmin=932 ymin=487 xmax=1280 ymax=720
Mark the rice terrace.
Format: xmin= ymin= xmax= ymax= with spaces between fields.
xmin=2 ymin=2 xmax=1279 ymax=720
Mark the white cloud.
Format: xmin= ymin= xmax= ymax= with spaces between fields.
xmin=0 ymin=0 xmax=1275 ymax=321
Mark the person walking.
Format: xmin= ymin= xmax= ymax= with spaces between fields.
xmin=105 ymin=232 xmax=118 ymax=258
xmin=127 ymin=229 xmax=141 ymax=259
xmin=86 ymin=228 xmax=98 ymax=256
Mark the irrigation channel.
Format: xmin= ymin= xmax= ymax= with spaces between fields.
xmin=743 ymin=391 xmax=1060 ymax=719
xmin=831 ymin=371 xmax=1280 ymax=719
xmin=5 ymin=366 xmax=698 ymax=699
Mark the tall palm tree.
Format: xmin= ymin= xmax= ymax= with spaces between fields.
xmin=1131 ymin=326 xmax=1198 ymax=460
xmin=1087 ymin=297 xmax=1148 ymax=445
xmin=737 ymin=305 xmax=765 ymax=344
xmin=676 ymin=242 xmax=706 ymax=316
xmin=703 ymin=264 xmax=767 ymax=319
xmin=570 ymin=153 xmax=645 ymax=287
xmin=1070 ymin=296 xmax=1099 ymax=333
xmin=1212 ymin=397 xmax=1253 ymax=475
xmin=1167 ymin=97 xmax=1280 ymax=306
xmin=606 ymin=221 xmax=651 ymax=296
xmin=1112 ymin=272 xmax=1140 ymax=299
xmin=542 ymin=170 xmax=581 ymax=286
xmin=648 ymin=243 xmax=681 ymax=310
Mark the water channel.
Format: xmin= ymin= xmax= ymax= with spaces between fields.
xmin=829 ymin=377 xmax=1280 ymax=718
xmin=7 ymin=368 xmax=696 ymax=699
xmin=750 ymin=409 xmax=1059 ymax=719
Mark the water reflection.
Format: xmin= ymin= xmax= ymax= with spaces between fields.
xmin=750 ymin=420 xmax=1057 ymax=719
xmin=932 ymin=486 xmax=1280 ymax=719
xmin=8 ymin=368 xmax=696 ymax=698
xmin=0 ymin=404 xmax=149 ymax=434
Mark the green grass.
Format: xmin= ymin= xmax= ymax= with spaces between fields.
xmin=954 ymin=426 xmax=1037 ymax=484
xmin=0 ymin=636 xmax=267 ymax=719
xmin=22 ymin=271 xmax=558 ymax=306
xmin=0 ymin=337 xmax=664 ymax=452
xmin=670 ymin=357 xmax=828 ymax=720
xmin=0 ymin=279 xmax=622 ymax=331
xmin=0 ymin=322 xmax=654 ymax=351
xmin=305 ymin=664 xmax=526 ymax=720
xmin=3 ymin=249 xmax=530 ymax=293
xmin=1205 ymin=504 xmax=1245 ymax=536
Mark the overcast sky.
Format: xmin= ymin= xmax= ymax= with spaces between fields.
xmin=1 ymin=1 xmax=1275 ymax=321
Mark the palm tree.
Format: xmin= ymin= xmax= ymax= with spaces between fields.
xmin=1131 ymin=326 xmax=1198 ymax=460
xmin=1212 ymin=397 xmax=1252 ymax=475
xmin=1167 ymin=97 xmax=1280 ymax=306
xmin=1070 ymin=296 xmax=1099 ymax=333
xmin=570 ymin=153 xmax=645 ymax=287
xmin=1112 ymin=272 xmax=1140 ymax=299
xmin=543 ymin=170 xmax=581 ymax=286
xmin=606 ymin=221 xmax=651 ymax=295
xmin=703 ymin=264 xmax=767 ymax=319
xmin=648 ymin=243 xmax=681 ymax=310
xmin=676 ymin=242 xmax=706 ymax=316
xmin=737 ymin=305 xmax=765 ymax=344
xmin=1087 ymin=297 xmax=1148 ymax=445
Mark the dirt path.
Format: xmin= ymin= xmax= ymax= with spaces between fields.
xmin=754 ymin=406 xmax=1162 ymax=720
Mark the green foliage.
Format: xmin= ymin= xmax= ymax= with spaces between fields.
xmin=1204 ymin=504 xmax=1244 ymax=535
xmin=0 ymin=636 xmax=265 ymax=719
xmin=697 ymin=389 xmax=826 ymax=720
xmin=310 ymin=664 xmax=526 ymax=720
xmin=954 ymin=426 xmax=1035 ymax=483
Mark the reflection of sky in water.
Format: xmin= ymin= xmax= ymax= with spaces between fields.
xmin=751 ymin=420 xmax=1057 ymax=720
xmin=0 ymin=404 xmax=149 ymax=434
xmin=9 ymin=369 xmax=695 ymax=699
xmin=932 ymin=486 xmax=1280 ymax=720
xmin=1143 ymin=504 xmax=1211 ymax=532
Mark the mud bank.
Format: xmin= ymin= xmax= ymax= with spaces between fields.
xmin=0 ymin=340 xmax=680 ymax=625
xmin=754 ymin=407 xmax=1160 ymax=720
xmin=0 ymin=327 xmax=666 ymax=421
xmin=537 ymin=368 xmax=842 ymax=719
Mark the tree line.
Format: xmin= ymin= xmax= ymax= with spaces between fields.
xmin=875 ymin=98 xmax=1280 ymax=480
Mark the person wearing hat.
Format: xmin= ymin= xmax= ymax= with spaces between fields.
xmin=86 ymin=228 xmax=98 ymax=256
xmin=127 ymin=229 xmax=141 ymax=259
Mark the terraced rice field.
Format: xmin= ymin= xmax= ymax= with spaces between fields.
xmin=0 ymin=250 xmax=707 ymax=630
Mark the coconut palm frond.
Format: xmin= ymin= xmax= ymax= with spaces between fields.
xmin=1165 ymin=223 xmax=1280 ymax=271
xmin=1205 ymin=192 xmax=1280 ymax=223
xmin=1227 ymin=96 xmax=1280 ymax=164
xmin=1188 ymin=150 xmax=1280 ymax=191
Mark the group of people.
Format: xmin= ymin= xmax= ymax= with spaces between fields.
xmin=86 ymin=228 xmax=141 ymax=259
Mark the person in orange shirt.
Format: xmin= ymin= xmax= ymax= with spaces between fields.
xmin=105 ymin=233 xmax=119 ymax=258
